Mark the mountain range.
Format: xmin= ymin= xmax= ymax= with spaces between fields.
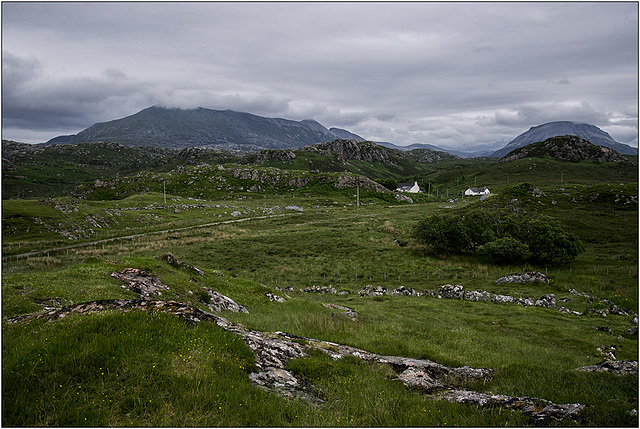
xmin=45 ymin=106 xmax=637 ymax=157
xmin=46 ymin=106 xmax=365 ymax=151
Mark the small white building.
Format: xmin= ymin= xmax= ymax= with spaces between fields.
xmin=464 ymin=186 xmax=490 ymax=196
xmin=396 ymin=181 xmax=421 ymax=193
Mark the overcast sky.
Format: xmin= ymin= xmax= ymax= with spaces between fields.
xmin=2 ymin=2 xmax=638 ymax=151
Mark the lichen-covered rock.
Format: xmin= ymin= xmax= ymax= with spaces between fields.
xmin=391 ymin=286 xmax=417 ymax=296
xmin=535 ymin=294 xmax=556 ymax=309
xmin=398 ymin=368 xmax=443 ymax=392
xmin=464 ymin=290 xmax=491 ymax=302
xmin=203 ymin=288 xmax=248 ymax=313
xmin=587 ymin=308 xmax=609 ymax=318
xmin=322 ymin=303 xmax=358 ymax=319
xmin=492 ymin=294 xmax=514 ymax=304
xmin=303 ymin=285 xmax=337 ymax=294
xmin=438 ymin=284 xmax=464 ymax=299
xmin=577 ymin=360 xmax=638 ymax=376
xmin=514 ymin=297 xmax=535 ymax=306
xmin=496 ymin=272 xmax=550 ymax=284
xmin=111 ymin=268 xmax=170 ymax=298
xmin=359 ymin=285 xmax=388 ymax=296
xmin=440 ymin=389 xmax=585 ymax=423
xmin=265 ymin=292 xmax=286 ymax=303
xmin=162 ymin=252 xmax=205 ymax=276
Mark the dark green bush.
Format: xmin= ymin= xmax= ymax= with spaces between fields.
xmin=527 ymin=218 xmax=584 ymax=265
xmin=413 ymin=213 xmax=472 ymax=254
xmin=477 ymin=236 xmax=529 ymax=264
xmin=414 ymin=210 xmax=583 ymax=265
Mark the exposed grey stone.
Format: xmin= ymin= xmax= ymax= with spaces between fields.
xmin=464 ymin=290 xmax=491 ymax=302
xmin=496 ymin=272 xmax=549 ymax=285
xmin=596 ymin=345 xmax=617 ymax=360
xmin=438 ymin=284 xmax=464 ymax=299
xmin=265 ymin=292 xmax=286 ymax=303
xmin=577 ymin=360 xmax=637 ymax=376
xmin=111 ymin=268 xmax=170 ymax=298
xmin=592 ymin=326 xmax=611 ymax=332
xmin=492 ymin=294 xmax=514 ymax=304
xmin=535 ymin=294 xmax=556 ymax=309
xmin=587 ymin=308 xmax=609 ymax=318
xmin=162 ymin=252 xmax=205 ymax=276
xmin=203 ymin=288 xmax=248 ymax=313
xmin=284 ymin=205 xmax=304 ymax=212
xmin=625 ymin=325 xmax=638 ymax=335
xmin=421 ymin=289 xmax=436 ymax=297
xmin=514 ymin=297 xmax=535 ymax=306
xmin=398 ymin=368 xmax=443 ymax=392
xmin=322 ymin=303 xmax=358 ymax=319
xmin=602 ymin=299 xmax=634 ymax=316
xmin=391 ymin=286 xmax=417 ymax=296
xmin=359 ymin=285 xmax=388 ymax=296
xmin=440 ymin=389 xmax=585 ymax=423
xmin=303 ymin=285 xmax=336 ymax=294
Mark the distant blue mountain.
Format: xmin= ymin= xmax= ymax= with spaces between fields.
xmin=492 ymin=121 xmax=637 ymax=157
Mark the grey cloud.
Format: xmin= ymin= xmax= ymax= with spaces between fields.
xmin=2 ymin=2 xmax=637 ymax=148
xmin=2 ymin=51 xmax=42 ymax=86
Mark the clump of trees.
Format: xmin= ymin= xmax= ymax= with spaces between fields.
xmin=413 ymin=210 xmax=583 ymax=266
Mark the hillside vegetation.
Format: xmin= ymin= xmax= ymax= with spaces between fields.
xmin=2 ymin=135 xmax=638 ymax=427
xmin=2 ymin=140 xmax=243 ymax=199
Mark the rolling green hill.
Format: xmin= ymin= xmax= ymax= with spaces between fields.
xmin=2 ymin=140 xmax=243 ymax=199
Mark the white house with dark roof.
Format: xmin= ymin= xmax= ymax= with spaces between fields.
xmin=396 ymin=181 xmax=420 ymax=193
xmin=464 ymin=186 xmax=490 ymax=196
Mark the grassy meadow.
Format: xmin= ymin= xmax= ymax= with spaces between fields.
xmin=2 ymin=155 xmax=638 ymax=426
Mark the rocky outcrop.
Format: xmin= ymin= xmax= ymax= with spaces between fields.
xmin=111 ymin=268 xmax=170 ymax=298
xmin=302 ymin=139 xmax=401 ymax=163
xmin=438 ymin=284 xmax=465 ymax=300
xmin=322 ymin=303 xmax=358 ymax=319
xmin=359 ymin=285 xmax=388 ymax=296
xmin=577 ymin=360 xmax=638 ymax=376
xmin=391 ymin=286 xmax=417 ymax=296
xmin=464 ymin=290 xmax=491 ymax=302
xmin=6 ymin=295 xmax=587 ymax=423
xmin=265 ymin=292 xmax=286 ymax=303
xmin=162 ymin=252 xmax=205 ymax=276
xmin=535 ymin=294 xmax=556 ymax=309
xmin=303 ymin=286 xmax=337 ymax=294
xmin=440 ymin=389 xmax=585 ymax=424
xmin=202 ymin=288 xmax=248 ymax=313
xmin=492 ymin=294 xmax=514 ymax=304
xmin=496 ymin=272 xmax=550 ymax=285
xmin=252 ymin=149 xmax=297 ymax=163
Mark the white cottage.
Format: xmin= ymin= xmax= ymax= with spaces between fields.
xmin=464 ymin=186 xmax=490 ymax=196
xmin=396 ymin=181 xmax=421 ymax=193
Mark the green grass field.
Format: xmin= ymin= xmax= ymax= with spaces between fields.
xmin=3 ymin=178 xmax=638 ymax=426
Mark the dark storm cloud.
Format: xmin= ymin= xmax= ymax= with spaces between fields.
xmin=2 ymin=2 xmax=637 ymax=149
